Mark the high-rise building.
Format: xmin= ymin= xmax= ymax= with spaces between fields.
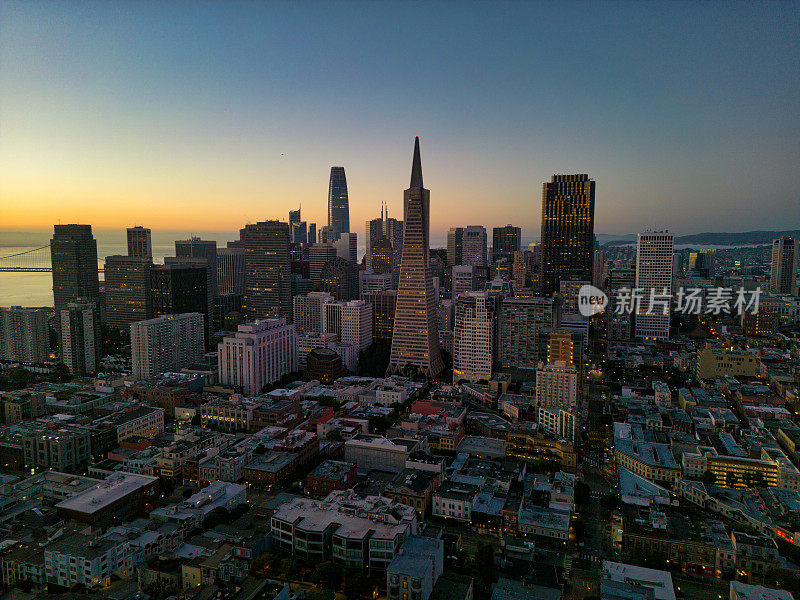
xmin=451 ymin=265 xmax=476 ymax=298
xmin=241 ymin=221 xmax=292 ymax=322
xmin=492 ymin=225 xmax=521 ymax=264
xmin=328 ymin=166 xmax=350 ymax=237
xmin=149 ymin=263 xmax=209 ymax=340
xmin=319 ymin=225 xmax=338 ymax=244
xmin=388 ymin=138 xmax=444 ymax=378
xmin=335 ymin=232 xmax=358 ymax=265
xmin=453 ymin=291 xmax=493 ymax=383
xmin=359 ymin=271 xmax=393 ymax=296
xmin=366 ymin=211 xmax=386 ymax=271
xmin=293 ymin=292 xmax=334 ymax=334
xmin=535 ymin=360 xmax=578 ymax=410
xmin=309 ymin=243 xmax=338 ymax=287
xmin=386 ymin=215 xmax=404 ymax=269
xmin=688 ymin=249 xmax=715 ymax=277
xmin=463 ymin=226 xmax=488 ymax=267
xmin=771 ymin=237 xmax=798 ymax=295
xmin=539 ymin=174 xmax=596 ymax=296
xmin=308 ymin=223 xmax=317 ymax=245
xmin=289 ymin=208 xmax=308 ymax=245
xmin=547 ymin=331 xmax=576 ymax=365
xmin=217 ymin=247 xmax=246 ymax=295
xmin=175 ymin=237 xmax=218 ymax=298
xmin=498 ymin=297 xmax=558 ymax=370
xmin=340 ymin=300 xmax=373 ymax=352
xmin=447 ymin=227 xmax=464 ymax=267
xmin=593 ymin=249 xmax=605 ymax=288
xmin=369 ymin=238 xmax=394 ymax=274
xmin=0 ymin=307 xmax=49 ymax=363
xmin=126 ymin=226 xmax=152 ymax=260
xmin=50 ymin=225 xmax=100 ymax=312
xmin=609 ymin=264 xmax=636 ymax=289
xmin=635 ymin=230 xmax=674 ymax=341
xmin=131 ymin=313 xmax=205 ymax=380
xmin=512 ymin=250 xmax=530 ymax=290
xmin=60 ymin=298 xmax=101 ymax=376
xmin=217 ymin=319 xmax=298 ymax=395
xmin=104 ymin=255 xmax=153 ymax=329
xmin=361 ymin=289 xmax=396 ymax=341
xmin=319 ymin=257 xmax=358 ymax=301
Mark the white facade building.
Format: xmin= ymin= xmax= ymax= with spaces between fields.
xmin=340 ymin=300 xmax=373 ymax=352
xmin=217 ymin=319 xmax=298 ymax=395
xmin=453 ymin=291 xmax=493 ymax=383
xmin=293 ymin=292 xmax=333 ymax=335
xmin=130 ymin=313 xmax=205 ymax=380
xmin=635 ymin=230 xmax=674 ymax=340
xmin=535 ymin=360 xmax=578 ymax=410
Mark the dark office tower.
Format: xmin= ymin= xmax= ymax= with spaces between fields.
xmin=291 ymin=221 xmax=308 ymax=245
xmin=289 ymin=208 xmax=301 ymax=228
xmin=308 ymin=223 xmax=317 ymax=245
xmin=241 ymin=220 xmax=292 ymax=322
xmin=51 ymin=225 xmax=101 ymax=312
xmin=149 ymin=263 xmax=209 ymax=340
xmin=362 ymin=289 xmax=397 ymax=340
xmin=370 ymin=237 xmax=394 ymax=274
xmin=366 ymin=216 xmax=385 ymax=271
xmin=289 ymin=208 xmax=307 ymax=245
xmin=127 ymin=226 xmax=152 ymax=259
xmin=771 ymin=237 xmax=798 ymax=295
xmin=447 ymin=228 xmax=463 ymax=266
xmin=319 ymin=257 xmax=358 ymax=301
xmin=328 ymin=167 xmax=350 ymax=237
xmin=217 ymin=247 xmax=246 ymax=295
xmin=104 ymin=255 xmax=153 ymax=329
xmin=60 ymin=298 xmax=101 ymax=376
xmin=175 ymin=237 xmax=217 ymax=297
xmin=492 ymin=225 xmax=522 ymax=264
xmin=309 ymin=244 xmax=338 ymax=289
xmin=388 ymin=137 xmax=443 ymax=378
xmin=539 ymin=174 xmax=596 ymax=296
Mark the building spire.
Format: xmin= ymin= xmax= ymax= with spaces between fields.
xmin=410 ymin=136 xmax=423 ymax=188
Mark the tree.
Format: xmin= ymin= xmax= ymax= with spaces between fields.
xmin=279 ymin=558 xmax=301 ymax=581
xmin=701 ymin=470 xmax=716 ymax=486
xmin=343 ymin=571 xmax=370 ymax=599
xmin=311 ymin=561 xmax=343 ymax=591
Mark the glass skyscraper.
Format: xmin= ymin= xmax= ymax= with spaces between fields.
xmin=539 ymin=174 xmax=596 ymax=296
xmin=327 ymin=166 xmax=350 ymax=237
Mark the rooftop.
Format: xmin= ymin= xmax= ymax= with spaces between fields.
xmin=55 ymin=472 xmax=158 ymax=515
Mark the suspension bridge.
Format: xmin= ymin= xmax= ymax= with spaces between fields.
xmin=0 ymin=245 xmax=107 ymax=272
xmin=0 ymin=246 xmax=54 ymax=272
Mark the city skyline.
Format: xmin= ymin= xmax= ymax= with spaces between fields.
xmin=1 ymin=2 xmax=798 ymax=237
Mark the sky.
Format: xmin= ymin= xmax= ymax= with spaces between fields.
xmin=1 ymin=1 xmax=798 ymax=240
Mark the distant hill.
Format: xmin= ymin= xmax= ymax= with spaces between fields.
xmin=603 ymin=230 xmax=800 ymax=247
